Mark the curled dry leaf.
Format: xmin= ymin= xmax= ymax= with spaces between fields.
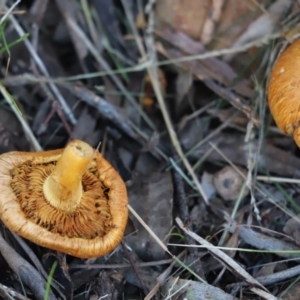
xmin=0 ymin=140 xmax=128 ymax=258
xmin=227 ymin=221 xmax=300 ymax=259
xmin=229 ymin=0 xmax=294 ymax=50
xmin=213 ymin=166 xmax=249 ymax=201
xmin=157 ymin=28 xmax=253 ymax=98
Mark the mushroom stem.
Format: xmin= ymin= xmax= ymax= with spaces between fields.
xmin=43 ymin=140 xmax=94 ymax=214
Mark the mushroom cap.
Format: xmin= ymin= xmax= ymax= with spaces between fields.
xmin=0 ymin=145 xmax=128 ymax=258
xmin=268 ymin=39 xmax=300 ymax=146
xmin=213 ymin=166 xmax=249 ymax=201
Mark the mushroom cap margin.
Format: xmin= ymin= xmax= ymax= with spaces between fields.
xmin=0 ymin=148 xmax=128 ymax=258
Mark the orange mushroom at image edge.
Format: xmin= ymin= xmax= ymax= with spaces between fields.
xmin=268 ymin=38 xmax=300 ymax=148
xmin=0 ymin=140 xmax=128 ymax=258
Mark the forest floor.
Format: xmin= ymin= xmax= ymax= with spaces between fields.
xmin=0 ymin=1 xmax=300 ymax=300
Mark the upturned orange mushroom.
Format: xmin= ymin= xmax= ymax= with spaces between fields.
xmin=0 ymin=140 xmax=128 ymax=258
xmin=268 ymin=39 xmax=300 ymax=147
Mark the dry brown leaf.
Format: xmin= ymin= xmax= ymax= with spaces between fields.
xmin=156 ymin=0 xmax=260 ymax=48
xmin=125 ymin=172 xmax=173 ymax=261
xmin=157 ymin=28 xmax=254 ymax=99
xmin=180 ymin=132 xmax=300 ymax=178
xmin=232 ymin=0 xmax=293 ymax=47
xmin=175 ymin=69 xmax=193 ymax=108
xmin=156 ymin=0 xmax=211 ymax=40
xmin=283 ymin=215 xmax=300 ymax=247
xmin=225 ymin=0 xmax=294 ymax=61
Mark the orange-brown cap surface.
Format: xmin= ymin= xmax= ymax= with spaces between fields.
xmin=0 ymin=140 xmax=128 ymax=258
xmin=268 ymin=39 xmax=300 ymax=147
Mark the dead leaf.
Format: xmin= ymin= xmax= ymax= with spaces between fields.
xmin=283 ymin=215 xmax=300 ymax=247
xmin=213 ymin=166 xmax=249 ymax=201
xmin=208 ymin=107 xmax=249 ymax=129
xmin=232 ymin=0 xmax=293 ymax=47
xmin=180 ymin=132 xmax=300 ymax=178
xmin=162 ymin=277 xmax=239 ymax=300
xmin=226 ymin=221 xmax=300 ymax=259
xmin=72 ymin=107 xmax=101 ymax=147
xmin=201 ymin=171 xmax=216 ymax=201
xmin=225 ymin=0 xmax=294 ymax=61
xmin=175 ymin=69 xmax=193 ymax=109
xmin=156 ymin=0 xmax=211 ymax=40
xmin=178 ymin=117 xmax=210 ymax=151
xmin=125 ymin=172 xmax=173 ymax=261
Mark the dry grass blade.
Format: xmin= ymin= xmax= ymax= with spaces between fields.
xmin=147 ymin=67 xmax=209 ymax=204
xmin=6 ymin=8 xmax=77 ymax=126
xmin=0 ymin=0 xmax=20 ymax=25
xmin=176 ymin=217 xmax=273 ymax=297
xmin=128 ymin=204 xmax=206 ymax=283
xmin=56 ymin=6 xmax=156 ymax=131
xmin=144 ymin=2 xmax=209 ymax=204
xmin=0 ymin=232 xmax=57 ymax=300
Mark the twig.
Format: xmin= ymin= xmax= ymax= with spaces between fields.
xmin=176 ymin=217 xmax=276 ymax=299
xmin=0 ymin=282 xmax=30 ymax=300
xmin=121 ymin=242 xmax=148 ymax=295
xmin=11 ymin=232 xmax=65 ymax=299
xmin=0 ymin=230 xmax=57 ymax=300
xmin=172 ymin=164 xmax=206 ymax=279
xmin=128 ymin=204 xmax=205 ymax=283
xmin=228 ymin=264 xmax=300 ymax=289
xmin=0 ymin=0 xmax=20 ymax=24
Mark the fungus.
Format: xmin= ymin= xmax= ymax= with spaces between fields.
xmin=0 ymin=140 xmax=128 ymax=258
xmin=268 ymin=39 xmax=300 ymax=147
xmin=213 ymin=166 xmax=249 ymax=201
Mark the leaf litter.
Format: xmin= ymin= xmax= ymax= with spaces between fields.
xmin=0 ymin=0 xmax=300 ymax=299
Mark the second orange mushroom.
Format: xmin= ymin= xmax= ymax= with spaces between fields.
xmin=268 ymin=38 xmax=300 ymax=148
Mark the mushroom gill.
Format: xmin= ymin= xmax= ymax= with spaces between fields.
xmin=10 ymin=160 xmax=112 ymax=239
xmin=0 ymin=140 xmax=128 ymax=258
